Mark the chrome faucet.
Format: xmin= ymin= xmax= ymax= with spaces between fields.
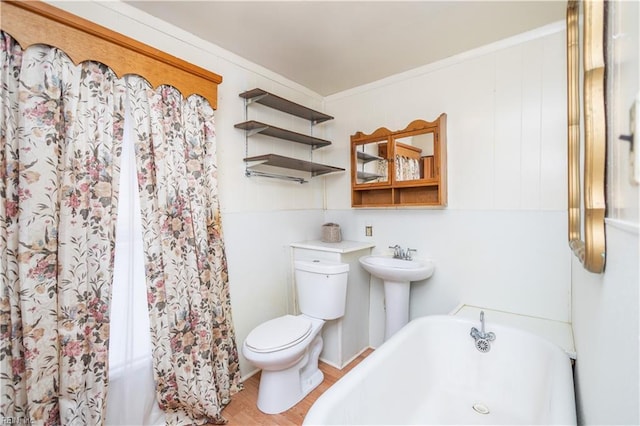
xmin=389 ymin=244 xmax=403 ymax=258
xmin=470 ymin=311 xmax=496 ymax=353
xmin=388 ymin=245 xmax=416 ymax=260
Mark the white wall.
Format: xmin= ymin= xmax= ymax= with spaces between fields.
xmin=325 ymin=25 xmax=571 ymax=346
xmin=571 ymin=0 xmax=640 ymax=424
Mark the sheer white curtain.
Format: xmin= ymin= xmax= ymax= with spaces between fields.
xmin=105 ymin=94 xmax=165 ymax=425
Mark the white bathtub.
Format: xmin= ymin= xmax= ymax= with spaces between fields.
xmin=304 ymin=315 xmax=576 ymax=425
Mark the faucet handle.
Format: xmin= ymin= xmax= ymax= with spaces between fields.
xmin=388 ymin=244 xmax=402 ymax=258
xmin=406 ymin=248 xmax=417 ymax=260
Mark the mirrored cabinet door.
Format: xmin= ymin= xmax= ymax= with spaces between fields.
xmin=354 ymin=139 xmax=391 ymax=185
xmin=393 ymin=131 xmax=436 ymax=183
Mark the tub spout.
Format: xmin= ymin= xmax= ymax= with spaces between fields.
xmin=470 ymin=311 xmax=495 ymax=352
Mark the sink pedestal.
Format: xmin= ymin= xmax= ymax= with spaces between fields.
xmin=383 ymin=280 xmax=411 ymax=341
xmin=358 ymin=255 xmax=435 ymax=342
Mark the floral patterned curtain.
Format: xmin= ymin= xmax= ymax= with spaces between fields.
xmin=2 ymin=29 xmax=240 ymax=425
xmin=126 ymin=76 xmax=242 ymax=424
xmin=0 ymin=32 xmax=126 ymax=424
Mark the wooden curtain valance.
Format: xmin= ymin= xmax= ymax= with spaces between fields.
xmin=0 ymin=0 xmax=222 ymax=109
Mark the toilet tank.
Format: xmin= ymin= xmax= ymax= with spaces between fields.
xmin=294 ymin=260 xmax=349 ymax=320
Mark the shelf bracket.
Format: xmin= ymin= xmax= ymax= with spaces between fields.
xmin=246 ymin=125 xmax=269 ymax=137
xmin=246 ymin=93 xmax=268 ymax=105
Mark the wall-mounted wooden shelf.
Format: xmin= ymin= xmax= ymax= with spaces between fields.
xmin=239 ymin=88 xmax=333 ymax=124
xmin=244 ymin=154 xmax=345 ymax=176
xmin=237 ymin=88 xmax=343 ymax=183
xmin=234 ymin=120 xmax=331 ymax=149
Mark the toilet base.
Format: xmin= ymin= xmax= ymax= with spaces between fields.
xmin=257 ymin=335 xmax=324 ymax=414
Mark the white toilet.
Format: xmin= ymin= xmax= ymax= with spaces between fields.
xmin=242 ymin=259 xmax=349 ymax=414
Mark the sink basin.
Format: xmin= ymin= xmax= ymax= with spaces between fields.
xmin=359 ymin=255 xmax=434 ymax=282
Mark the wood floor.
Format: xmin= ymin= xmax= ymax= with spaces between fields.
xmin=221 ymin=348 xmax=373 ymax=426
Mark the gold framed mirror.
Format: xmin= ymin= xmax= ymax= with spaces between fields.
xmin=567 ymin=0 xmax=607 ymax=273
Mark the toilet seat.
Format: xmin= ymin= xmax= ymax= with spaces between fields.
xmin=246 ymin=315 xmax=312 ymax=353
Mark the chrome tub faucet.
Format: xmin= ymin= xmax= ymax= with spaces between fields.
xmin=470 ymin=311 xmax=496 ymax=353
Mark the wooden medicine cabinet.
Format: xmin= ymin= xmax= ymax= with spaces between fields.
xmin=351 ymin=114 xmax=447 ymax=207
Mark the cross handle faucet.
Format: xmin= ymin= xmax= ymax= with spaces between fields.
xmin=388 ymin=245 xmax=417 ymax=260
xmin=470 ymin=311 xmax=496 ymax=341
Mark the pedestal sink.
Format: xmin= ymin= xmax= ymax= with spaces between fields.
xmin=359 ymin=255 xmax=435 ymax=341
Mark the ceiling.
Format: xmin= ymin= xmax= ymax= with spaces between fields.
xmin=125 ymin=1 xmax=566 ymax=96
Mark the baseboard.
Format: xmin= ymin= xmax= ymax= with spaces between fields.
xmin=241 ymin=345 xmax=375 ymax=382
xmin=240 ymin=367 xmax=261 ymax=383
xmin=320 ymin=346 xmax=375 ymax=370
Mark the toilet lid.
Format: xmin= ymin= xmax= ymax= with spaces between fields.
xmin=245 ymin=315 xmax=312 ymax=353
